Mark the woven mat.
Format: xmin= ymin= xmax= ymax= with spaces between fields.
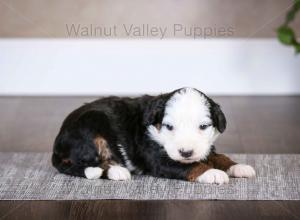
xmin=0 ymin=153 xmax=299 ymax=200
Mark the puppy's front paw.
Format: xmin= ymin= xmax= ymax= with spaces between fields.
xmin=107 ymin=165 xmax=131 ymax=181
xmin=84 ymin=167 xmax=103 ymax=179
xmin=227 ymin=164 xmax=256 ymax=178
xmin=196 ymin=169 xmax=229 ymax=185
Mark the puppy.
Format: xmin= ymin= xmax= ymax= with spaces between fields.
xmin=52 ymin=88 xmax=255 ymax=184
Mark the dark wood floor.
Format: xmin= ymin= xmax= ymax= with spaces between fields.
xmin=0 ymin=96 xmax=300 ymax=220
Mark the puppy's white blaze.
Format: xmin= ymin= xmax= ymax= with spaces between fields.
xmin=227 ymin=164 xmax=256 ymax=178
xmin=107 ymin=165 xmax=131 ymax=181
xmin=196 ymin=169 xmax=229 ymax=185
xmin=164 ymin=88 xmax=210 ymax=124
xmin=148 ymin=88 xmax=218 ymax=163
xmin=84 ymin=167 xmax=103 ymax=179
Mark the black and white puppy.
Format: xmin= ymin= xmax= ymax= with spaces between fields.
xmin=52 ymin=88 xmax=255 ymax=184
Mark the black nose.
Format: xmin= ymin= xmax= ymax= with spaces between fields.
xmin=179 ymin=149 xmax=193 ymax=158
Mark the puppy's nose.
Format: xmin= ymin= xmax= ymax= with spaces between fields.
xmin=179 ymin=149 xmax=193 ymax=158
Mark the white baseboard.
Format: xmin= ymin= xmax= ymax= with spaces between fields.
xmin=0 ymin=39 xmax=299 ymax=96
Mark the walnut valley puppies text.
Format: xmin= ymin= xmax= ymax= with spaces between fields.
xmin=66 ymin=24 xmax=234 ymax=39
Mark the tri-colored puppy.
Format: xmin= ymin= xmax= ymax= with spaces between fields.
xmin=52 ymin=88 xmax=255 ymax=184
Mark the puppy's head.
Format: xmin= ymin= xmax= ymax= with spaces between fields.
xmin=145 ymin=88 xmax=226 ymax=163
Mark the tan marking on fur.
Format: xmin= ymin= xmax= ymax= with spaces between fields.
xmin=207 ymin=153 xmax=237 ymax=171
xmin=186 ymin=163 xmax=211 ymax=182
xmin=100 ymin=160 xmax=117 ymax=170
xmin=62 ymin=159 xmax=71 ymax=164
xmin=94 ymin=136 xmax=112 ymax=160
xmin=155 ymin=123 xmax=161 ymax=130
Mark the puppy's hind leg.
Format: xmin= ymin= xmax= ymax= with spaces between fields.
xmin=52 ymin=153 xmax=104 ymax=179
xmin=94 ymin=136 xmax=131 ymax=181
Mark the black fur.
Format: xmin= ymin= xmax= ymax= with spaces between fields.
xmin=205 ymin=96 xmax=227 ymax=133
xmin=52 ymin=89 xmax=227 ymax=180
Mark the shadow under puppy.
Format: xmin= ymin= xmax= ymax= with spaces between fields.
xmin=52 ymin=88 xmax=255 ymax=184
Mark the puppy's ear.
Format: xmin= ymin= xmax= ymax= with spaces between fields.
xmin=208 ymin=98 xmax=226 ymax=133
xmin=143 ymin=97 xmax=165 ymax=126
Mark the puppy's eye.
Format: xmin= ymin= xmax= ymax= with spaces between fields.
xmin=163 ymin=123 xmax=174 ymax=131
xmin=199 ymin=124 xmax=210 ymax=130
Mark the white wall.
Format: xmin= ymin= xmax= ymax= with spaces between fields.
xmin=0 ymin=39 xmax=299 ymax=96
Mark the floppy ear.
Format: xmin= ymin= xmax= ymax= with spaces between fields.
xmin=143 ymin=97 xmax=166 ymax=127
xmin=208 ymin=98 xmax=227 ymax=133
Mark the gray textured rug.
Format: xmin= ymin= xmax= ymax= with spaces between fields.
xmin=0 ymin=152 xmax=299 ymax=200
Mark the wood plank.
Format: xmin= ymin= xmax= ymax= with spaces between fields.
xmin=0 ymin=201 xmax=300 ymax=220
